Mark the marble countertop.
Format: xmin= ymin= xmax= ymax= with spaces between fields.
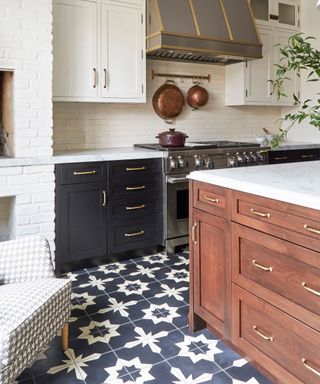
xmin=189 ymin=161 xmax=320 ymax=211
xmin=271 ymin=141 xmax=320 ymax=151
xmin=0 ymin=148 xmax=164 ymax=167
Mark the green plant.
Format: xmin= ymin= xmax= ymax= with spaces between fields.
xmin=270 ymin=33 xmax=320 ymax=147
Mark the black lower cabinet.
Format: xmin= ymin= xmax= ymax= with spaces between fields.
xmin=55 ymin=182 xmax=107 ymax=273
xmin=55 ymin=159 xmax=163 ymax=274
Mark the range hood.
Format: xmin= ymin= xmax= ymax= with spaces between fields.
xmin=146 ymin=0 xmax=262 ymax=65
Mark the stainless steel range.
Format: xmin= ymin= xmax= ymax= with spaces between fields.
xmin=135 ymin=141 xmax=268 ymax=254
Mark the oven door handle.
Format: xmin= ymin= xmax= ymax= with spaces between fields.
xmin=167 ymin=176 xmax=188 ymax=184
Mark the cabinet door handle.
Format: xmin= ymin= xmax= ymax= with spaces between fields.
xmin=104 ymin=68 xmax=107 ymax=89
xmin=252 ymin=260 xmax=273 ymax=272
xmin=250 ymin=208 xmax=271 ymax=218
xmin=191 ymin=223 xmax=198 ymax=244
xmin=125 ymin=230 xmax=145 ymax=238
xmin=126 ymin=185 xmax=146 ymax=191
xmin=126 ymin=204 xmax=145 ymax=211
xmin=304 ymin=224 xmax=320 ymax=235
xmin=302 ymin=282 xmax=320 ymax=297
xmin=73 ymin=170 xmax=96 ymax=176
xmin=93 ymin=68 xmax=97 ymax=88
xmin=301 ymin=155 xmax=314 ymax=159
xmin=204 ymin=195 xmax=219 ymax=204
xmin=253 ymin=326 xmax=274 ymax=342
xmin=302 ymin=358 xmax=320 ymax=377
xmin=126 ymin=167 xmax=146 ymax=171
xmin=102 ymin=191 xmax=107 ymax=207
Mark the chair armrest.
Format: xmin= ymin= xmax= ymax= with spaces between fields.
xmin=0 ymin=236 xmax=55 ymax=284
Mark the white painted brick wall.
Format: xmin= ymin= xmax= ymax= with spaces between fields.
xmin=0 ymin=0 xmax=53 ymax=158
xmin=0 ymin=165 xmax=56 ymax=251
xmin=0 ymin=1 xmax=55 ymax=257
xmin=53 ymin=61 xmax=281 ymax=150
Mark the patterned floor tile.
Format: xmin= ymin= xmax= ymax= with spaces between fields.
xmin=19 ymin=250 xmax=273 ymax=384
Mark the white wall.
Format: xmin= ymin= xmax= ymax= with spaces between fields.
xmin=285 ymin=0 xmax=320 ymax=142
xmin=53 ymin=60 xmax=281 ymax=150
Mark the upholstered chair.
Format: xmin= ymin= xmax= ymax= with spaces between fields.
xmin=0 ymin=236 xmax=71 ymax=384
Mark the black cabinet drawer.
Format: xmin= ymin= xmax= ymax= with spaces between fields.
xmin=58 ymin=162 xmax=106 ymax=184
xmin=108 ymin=215 xmax=163 ymax=254
xmin=269 ymin=149 xmax=320 ymax=164
xmin=109 ymin=197 xmax=162 ymax=220
xmin=108 ymin=158 xmax=162 ymax=181
xmin=108 ymin=176 xmax=162 ymax=200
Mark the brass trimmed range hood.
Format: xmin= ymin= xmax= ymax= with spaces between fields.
xmin=146 ymin=0 xmax=262 ymax=65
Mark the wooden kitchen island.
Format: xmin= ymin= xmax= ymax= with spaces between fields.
xmin=188 ymin=161 xmax=320 ymax=384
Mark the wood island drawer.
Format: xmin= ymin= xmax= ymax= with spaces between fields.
xmin=233 ymin=285 xmax=320 ymax=384
xmin=58 ymin=162 xmax=106 ymax=184
xmin=232 ymin=224 xmax=320 ymax=328
xmin=193 ymin=181 xmax=230 ymax=219
xmin=232 ymin=191 xmax=320 ymax=250
xmin=108 ymin=158 xmax=162 ymax=181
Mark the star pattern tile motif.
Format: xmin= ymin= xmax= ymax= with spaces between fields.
xmin=17 ymin=249 xmax=273 ymax=384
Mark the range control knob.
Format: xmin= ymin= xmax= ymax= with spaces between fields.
xmin=205 ymin=158 xmax=215 ymax=169
xmin=169 ymin=156 xmax=179 ymax=169
xmin=250 ymin=151 xmax=258 ymax=163
xmin=177 ymin=156 xmax=188 ymax=168
xmin=227 ymin=153 xmax=236 ymax=167
xmin=194 ymin=155 xmax=205 ymax=168
xmin=258 ymin=151 xmax=267 ymax=163
xmin=236 ymin=152 xmax=244 ymax=165
xmin=243 ymin=152 xmax=251 ymax=163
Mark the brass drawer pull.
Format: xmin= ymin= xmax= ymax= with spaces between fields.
xmin=302 ymin=358 xmax=320 ymax=377
xmin=274 ymin=156 xmax=288 ymax=161
xmin=73 ymin=170 xmax=96 ymax=176
xmin=301 ymin=155 xmax=314 ymax=159
xmin=126 ymin=204 xmax=146 ymax=211
xmin=252 ymin=260 xmax=273 ymax=272
xmin=126 ymin=167 xmax=146 ymax=171
xmin=302 ymin=282 xmax=320 ymax=297
xmin=253 ymin=326 xmax=274 ymax=342
xmin=304 ymin=225 xmax=320 ymax=235
xmin=204 ymin=195 xmax=219 ymax=203
xmin=125 ymin=230 xmax=145 ymax=238
xmin=191 ymin=223 xmax=198 ymax=244
xmin=250 ymin=208 xmax=271 ymax=218
xmin=126 ymin=185 xmax=146 ymax=191
xmin=102 ymin=191 xmax=107 ymax=207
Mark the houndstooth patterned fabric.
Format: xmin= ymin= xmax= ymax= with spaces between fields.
xmin=0 ymin=237 xmax=71 ymax=384
xmin=0 ymin=236 xmax=55 ymax=285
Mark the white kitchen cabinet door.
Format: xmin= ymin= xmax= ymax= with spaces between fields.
xmin=273 ymin=0 xmax=300 ymax=30
xmin=53 ymin=0 xmax=98 ymax=101
xmin=273 ymin=29 xmax=300 ymax=105
xmin=100 ymin=2 xmax=145 ymax=101
xmin=245 ymin=28 xmax=273 ymax=104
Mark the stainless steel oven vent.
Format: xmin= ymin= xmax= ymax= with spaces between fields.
xmin=146 ymin=0 xmax=262 ymax=65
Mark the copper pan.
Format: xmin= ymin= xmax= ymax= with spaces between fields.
xmin=187 ymin=83 xmax=209 ymax=110
xmin=152 ymin=80 xmax=185 ymax=123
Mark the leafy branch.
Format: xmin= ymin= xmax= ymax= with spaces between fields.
xmin=269 ymin=33 xmax=320 ymax=147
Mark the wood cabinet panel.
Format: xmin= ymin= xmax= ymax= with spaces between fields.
xmin=192 ymin=208 xmax=231 ymax=335
xmin=233 ymin=285 xmax=320 ymax=384
xmin=193 ymin=181 xmax=231 ymax=219
xmin=232 ymin=223 xmax=320 ymax=330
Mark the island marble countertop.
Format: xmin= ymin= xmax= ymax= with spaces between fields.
xmin=189 ymin=161 xmax=320 ymax=211
xmin=0 ymin=148 xmax=165 ymax=167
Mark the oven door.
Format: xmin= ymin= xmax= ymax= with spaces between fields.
xmin=166 ymin=175 xmax=189 ymax=240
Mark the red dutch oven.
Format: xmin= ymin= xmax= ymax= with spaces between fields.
xmin=156 ymin=128 xmax=188 ymax=147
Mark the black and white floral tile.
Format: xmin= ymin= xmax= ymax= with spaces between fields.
xmin=17 ymin=250 xmax=273 ymax=384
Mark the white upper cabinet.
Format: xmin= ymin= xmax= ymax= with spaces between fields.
xmin=225 ymin=28 xmax=300 ymax=106
xmin=250 ymin=0 xmax=300 ymax=30
xmin=53 ymin=0 xmax=146 ymax=103
xmin=53 ymin=0 xmax=98 ymax=99
xmin=101 ymin=3 xmax=143 ymax=100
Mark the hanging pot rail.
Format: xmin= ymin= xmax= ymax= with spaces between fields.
xmin=151 ymin=70 xmax=211 ymax=82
